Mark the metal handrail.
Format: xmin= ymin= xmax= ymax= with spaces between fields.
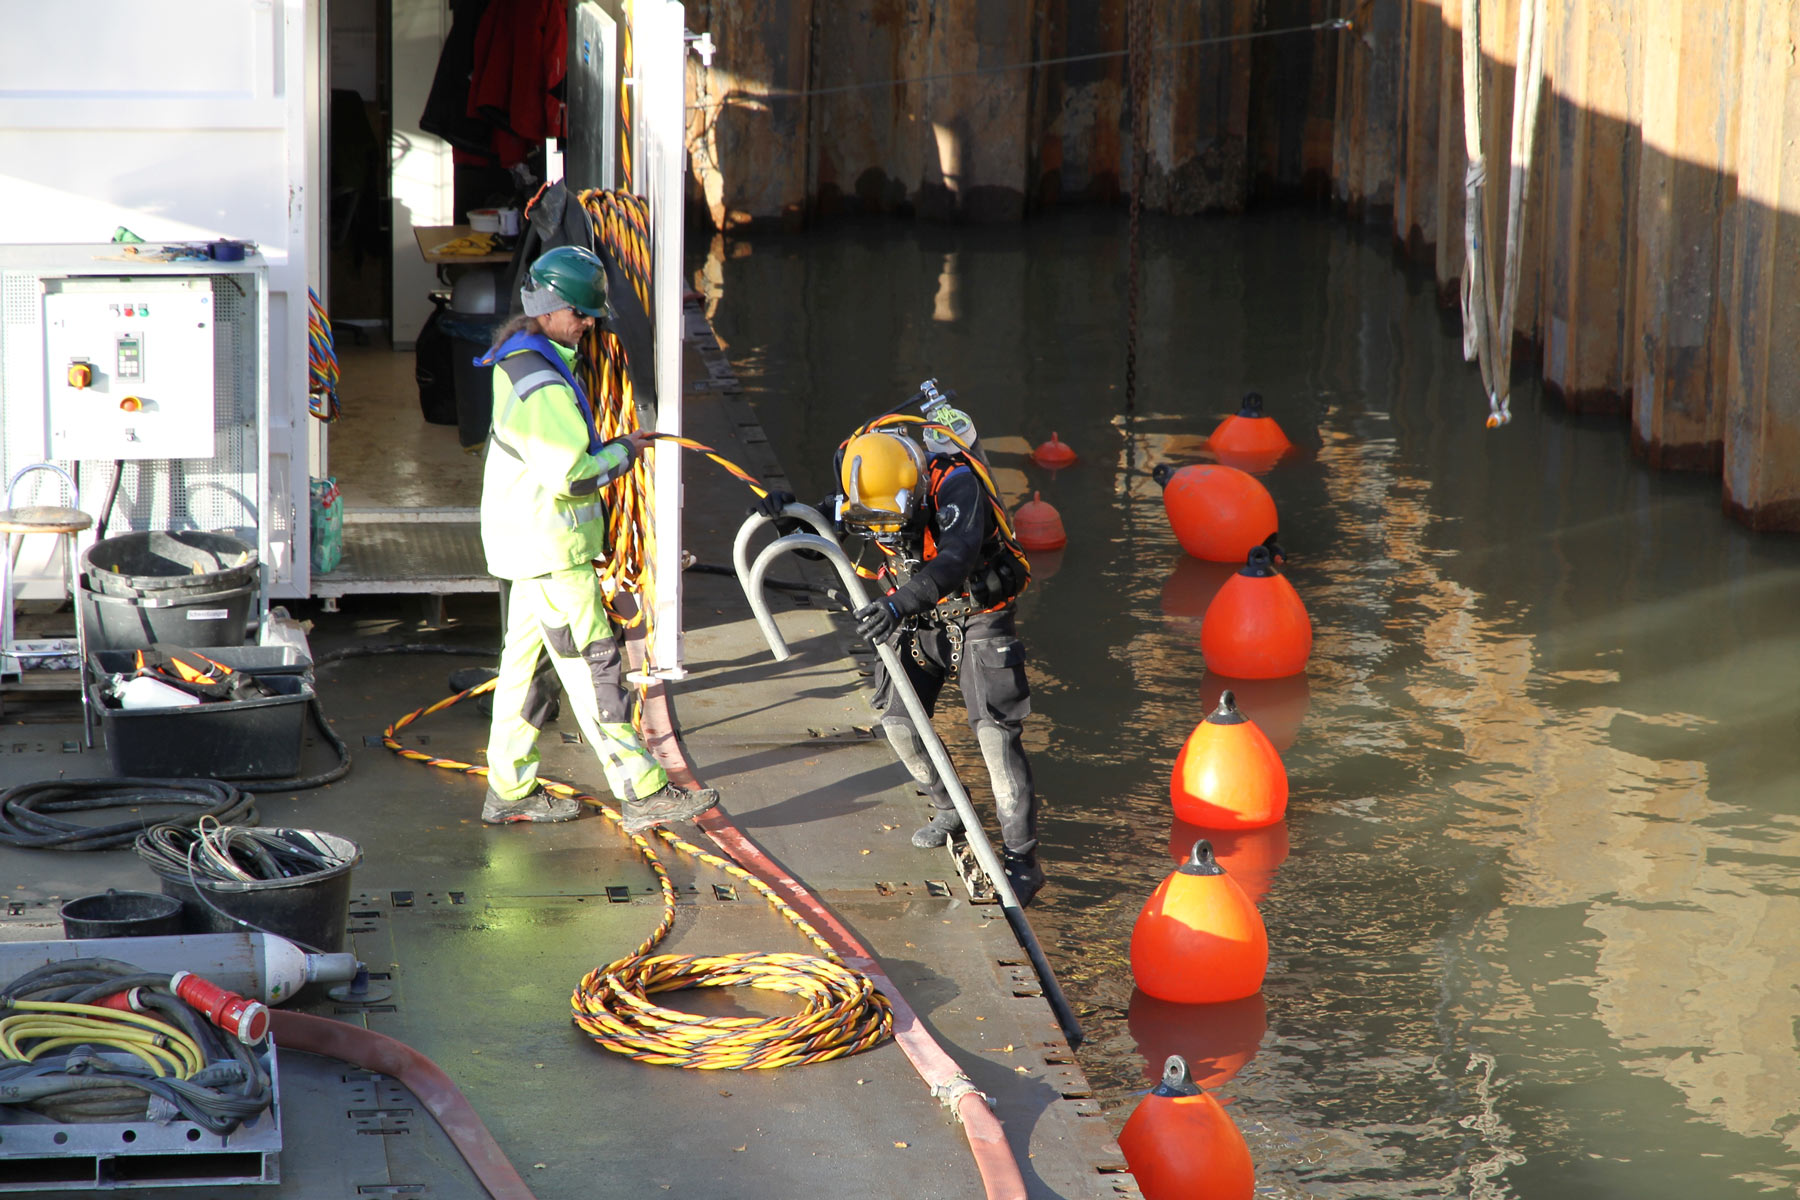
xmin=736 ymin=505 xmax=1082 ymax=1046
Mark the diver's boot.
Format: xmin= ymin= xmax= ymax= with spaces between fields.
xmin=1001 ymin=849 xmax=1045 ymax=906
xmin=621 ymin=784 xmax=721 ymax=834
xmin=911 ymin=808 xmax=964 ymax=849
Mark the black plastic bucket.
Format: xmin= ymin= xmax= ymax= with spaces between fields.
xmin=80 ymin=577 xmax=255 ymax=651
xmin=60 ymin=889 xmax=185 ymax=939
xmin=145 ymin=831 xmax=360 ymax=953
xmin=84 ymin=530 xmax=258 ymax=600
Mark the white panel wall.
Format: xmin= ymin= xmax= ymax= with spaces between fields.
xmin=0 ymin=0 xmax=319 ymax=597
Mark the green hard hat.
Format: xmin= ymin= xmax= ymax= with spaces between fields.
xmin=526 ymin=245 xmax=613 ymax=318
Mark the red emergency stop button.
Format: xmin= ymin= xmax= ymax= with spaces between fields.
xmin=119 ymin=396 xmax=143 ymax=412
xmin=67 ymin=363 xmax=92 ymax=389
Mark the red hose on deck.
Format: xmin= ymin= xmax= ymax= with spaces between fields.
xmin=268 ymin=1010 xmax=537 ymax=1200
xmin=635 ymin=674 xmax=1030 ymax=1200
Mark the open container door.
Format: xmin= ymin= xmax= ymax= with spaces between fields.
xmin=566 ymin=0 xmax=690 ymax=678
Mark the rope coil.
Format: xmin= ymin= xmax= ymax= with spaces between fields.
xmin=381 ymin=679 xmax=894 ymax=1070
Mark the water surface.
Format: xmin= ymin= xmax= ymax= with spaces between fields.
xmin=696 ymin=209 xmax=1800 ymax=1199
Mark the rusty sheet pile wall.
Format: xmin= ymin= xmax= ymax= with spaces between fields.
xmin=682 ymin=0 xmax=1800 ymax=532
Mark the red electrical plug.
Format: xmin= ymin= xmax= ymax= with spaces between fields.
xmin=170 ymin=971 xmax=270 ymax=1045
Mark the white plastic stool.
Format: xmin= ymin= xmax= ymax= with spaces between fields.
xmin=0 ymin=462 xmax=93 ymax=746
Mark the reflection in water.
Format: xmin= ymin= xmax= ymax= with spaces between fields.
xmin=699 ymin=211 xmax=1800 ymax=1198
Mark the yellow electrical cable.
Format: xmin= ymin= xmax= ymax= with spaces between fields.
xmin=381 ymin=681 xmax=894 ymax=1070
xmin=0 ymin=1000 xmax=203 ymax=1079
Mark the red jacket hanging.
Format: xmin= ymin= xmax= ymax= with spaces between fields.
xmin=468 ymin=0 xmax=567 ymax=169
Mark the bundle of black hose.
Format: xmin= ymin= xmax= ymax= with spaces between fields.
xmin=0 ymin=778 xmax=253 ymax=851
xmin=0 ymin=957 xmax=273 ymax=1132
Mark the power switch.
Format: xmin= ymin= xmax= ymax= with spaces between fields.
xmin=67 ymin=362 xmax=93 ymax=389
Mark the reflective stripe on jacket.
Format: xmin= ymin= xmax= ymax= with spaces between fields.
xmin=479 ymin=337 xmax=634 ymax=580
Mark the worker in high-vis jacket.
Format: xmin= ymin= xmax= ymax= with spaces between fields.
xmin=474 ymin=245 xmax=718 ymax=831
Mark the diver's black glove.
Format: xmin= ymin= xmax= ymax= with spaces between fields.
xmin=855 ymin=598 xmax=902 ymax=642
xmin=854 ymin=578 xmax=936 ymax=643
xmin=752 ymin=490 xmax=796 ymax=520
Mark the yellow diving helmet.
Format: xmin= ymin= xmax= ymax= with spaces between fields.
xmin=839 ymin=430 xmax=927 ymax=534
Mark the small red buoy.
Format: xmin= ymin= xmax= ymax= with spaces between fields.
xmin=1152 ymin=463 xmax=1278 ymax=564
xmin=1200 ymin=545 xmax=1311 ymax=679
xmin=1130 ymin=840 xmax=1268 ymax=1005
xmin=1208 ymin=392 xmax=1293 ymax=473
xmin=1119 ymin=1055 xmax=1256 ymax=1200
xmin=1012 ymin=491 xmax=1067 ymax=551
xmin=1167 ymin=820 xmax=1289 ymax=906
xmin=1129 ymin=991 xmax=1268 ymax=1091
xmin=1170 ymin=691 xmax=1288 ymax=830
xmin=1031 ymin=431 xmax=1077 ymax=469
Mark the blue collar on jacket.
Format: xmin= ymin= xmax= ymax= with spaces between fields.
xmin=476 ymin=331 xmax=603 ymax=455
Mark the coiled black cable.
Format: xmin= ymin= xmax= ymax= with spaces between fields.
xmin=0 ymin=778 xmax=254 ymax=851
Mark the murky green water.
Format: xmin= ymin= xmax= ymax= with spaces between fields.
xmin=695 ymin=209 xmax=1800 ymax=1198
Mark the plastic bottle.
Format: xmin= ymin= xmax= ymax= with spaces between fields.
xmin=117 ymin=675 xmax=199 ymax=710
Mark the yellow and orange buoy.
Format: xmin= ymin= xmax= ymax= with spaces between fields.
xmin=1012 ymin=491 xmax=1067 ymax=551
xmin=1152 ymin=463 xmax=1278 ymax=564
xmin=1032 ymin=431 xmax=1078 ymax=469
xmin=1128 ymin=990 xmax=1267 ymax=1092
xmin=1119 ymin=1055 xmax=1256 ymax=1200
xmin=1207 ymin=392 xmax=1292 ymax=474
xmin=1167 ymin=820 xmax=1289 ymax=906
xmin=1200 ymin=545 xmax=1311 ymax=679
xmin=1170 ymin=691 xmax=1288 ymax=830
xmin=1130 ymin=840 xmax=1268 ymax=1005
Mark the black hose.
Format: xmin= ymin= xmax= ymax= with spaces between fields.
xmin=93 ymin=459 xmax=125 ymax=543
xmin=0 ymin=778 xmax=254 ymax=850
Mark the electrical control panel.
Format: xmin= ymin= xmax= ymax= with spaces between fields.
xmin=42 ymin=277 xmax=216 ymax=460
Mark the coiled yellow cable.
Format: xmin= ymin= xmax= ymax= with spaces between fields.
xmin=382 ymin=682 xmax=893 ymax=1069
xmin=0 ymin=1000 xmax=203 ymax=1079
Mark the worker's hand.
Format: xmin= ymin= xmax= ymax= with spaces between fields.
xmin=752 ymin=490 xmax=796 ymax=520
xmin=854 ymin=598 xmax=903 ymax=644
xmin=620 ymin=430 xmax=655 ymax=460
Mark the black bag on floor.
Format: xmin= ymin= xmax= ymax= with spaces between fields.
xmin=415 ymin=303 xmax=458 ymax=425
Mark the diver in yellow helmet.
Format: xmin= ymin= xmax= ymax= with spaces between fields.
xmin=756 ymin=390 xmax=1043 ymax=904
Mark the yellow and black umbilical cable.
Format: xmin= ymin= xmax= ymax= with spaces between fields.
xmin=381 ymin=660 xmax=894 ymax=1069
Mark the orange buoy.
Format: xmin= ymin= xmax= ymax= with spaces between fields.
xmin=1128 ymin=991 xmax=1267 ymax=1091
xmin=1198 ymin=671 xmax=1310 ymax=752
xmin=1152 ymin=463 xmax=1278 ymax=564
xmin=1012 ymin=491 xmax=1067 ymax=551
xmin=1031 ymin=431 xmax=1078 ymax=469
xmin=1130 ymin=840 xmax=1268 ymax=1004
xmin=1159 ymin=556 xmax=1238 ymax=637
xmin=1170 ymin=691 xmax=1288 ymax=830
xmin=1119 ymin=1055 xmax=1256 ymax=1200
xmin=1167 ymin=820 xmax=1289 ymax=906
xmin=1200 ymin=545 xmax=1311 ymax=679
xmin=1208 ymin=392 xmax=1293 ymax=471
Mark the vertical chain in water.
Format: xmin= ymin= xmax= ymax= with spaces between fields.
xmin=1124 ymin=0 xmax=1151 ymax=414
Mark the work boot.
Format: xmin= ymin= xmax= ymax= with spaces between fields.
xmin=620 ymin=784 xmax=721 ymax=834
xmin=448 ymin=667 xmax=498 ymax=693
xmin=910 ymin=808 xmax=963 ymax=849
xmin=482 ymin=785 xmax=584 ymax=824
xmin=1002 ymin=850 xmax=1045 ymax=907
